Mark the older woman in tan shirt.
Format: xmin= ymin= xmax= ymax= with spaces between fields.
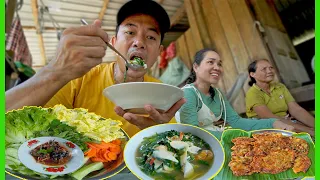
xmin=245 ymin=59 xmax=314 ymax=136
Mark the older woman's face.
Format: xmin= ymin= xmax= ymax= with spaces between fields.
xmin=251 ymin=60 xmax=275 ymax=83
xmin=194 ymin=51 xmax=222 ymax=85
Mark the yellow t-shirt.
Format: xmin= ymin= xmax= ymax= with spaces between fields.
xmin=45 ymin=62 xmax=175 ymax=137
xmin=245 ymin=82 xmax=295 ymax=118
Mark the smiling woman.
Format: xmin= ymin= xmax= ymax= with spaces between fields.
xmin=176 ymin=49 xmax=295 ymax=140
xmin=245 ymin=60 xmax=315 ymax=136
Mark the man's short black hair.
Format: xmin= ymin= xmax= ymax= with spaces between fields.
xmin=115 ymin=0 xmax=170 ymax=43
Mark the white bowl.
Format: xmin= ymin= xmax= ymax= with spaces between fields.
xmin=123 ymin=124 xmax=225 ymax=180
xmin=103 ymin=82 xmax=184 ymax=114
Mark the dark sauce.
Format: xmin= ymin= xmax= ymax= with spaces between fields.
xmin=30 ymin=140 xmax=71 ymax=166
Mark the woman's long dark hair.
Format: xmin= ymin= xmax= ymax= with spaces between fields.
xmin=186 ymin=48 xmax=216 ymax=100
xmin=248 ymin=59 xmax=268 ymax=86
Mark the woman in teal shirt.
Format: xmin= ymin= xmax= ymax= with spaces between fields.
xmin=176 ymin=48 xmax=294 ymax=139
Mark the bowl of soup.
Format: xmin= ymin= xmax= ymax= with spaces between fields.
xmin=103 ymin=82 xmax=184 ymax=114
xmin=123 ymin=124 xmax=225 ymax=180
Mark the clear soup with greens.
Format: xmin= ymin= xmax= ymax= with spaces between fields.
xmin=136 ymin=130 xmax=213 ymax=180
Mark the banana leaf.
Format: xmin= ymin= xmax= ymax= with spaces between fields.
xmin=214 ymin=129 xmax=315 ymax=180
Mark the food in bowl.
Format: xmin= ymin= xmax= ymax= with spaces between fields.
xmin=228 ymin=132 xmax=311 ymax=176
xmin=30 ymin=140 xmax=71 ymax=166
xmin=136 ymin=130 xmax=213 ymax=180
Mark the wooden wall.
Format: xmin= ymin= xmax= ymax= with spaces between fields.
xmin=175 ymin=0 xmax=310 ymax=113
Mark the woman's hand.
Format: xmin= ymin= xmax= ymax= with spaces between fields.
xmin=272 ymin=120 xmax=295 ymax=131
xmin=114 ymin=98 xmax=186 ymax=129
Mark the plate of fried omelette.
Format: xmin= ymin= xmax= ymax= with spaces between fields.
xmin=215 ymin=129 xmax=315 ymax=180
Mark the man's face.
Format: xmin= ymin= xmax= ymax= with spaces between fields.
xmin=112 ymin=14 xmax=163 ymax=78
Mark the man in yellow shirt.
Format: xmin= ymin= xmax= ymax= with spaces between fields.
xmin=6 ymin=0 xmax=185 ymax=137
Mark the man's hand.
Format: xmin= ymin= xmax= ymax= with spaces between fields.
xmin=273 ymin=120 xmax=295 ymax=131
xmin=46 ymin=19 xmax=109 ymax=83
xmin=114 ymin=98 xmax=186 ymax=129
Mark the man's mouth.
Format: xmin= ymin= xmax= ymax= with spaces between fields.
xmin=129 ymin=53 xmax=145 ymax=61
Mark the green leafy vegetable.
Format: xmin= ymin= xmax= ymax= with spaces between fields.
xmin=37 ymin=147 xmax=54 ymax=154
xmin=130 ymin=57 xmax=146 ymax=66
xmin=33 ymin=119 xmax=97 ymax=152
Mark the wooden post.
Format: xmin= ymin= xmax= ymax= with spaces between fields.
xmin=176 ymin=35 xmax=192 ymax=70
xmin=248 ymin=0 xmax=286 ymax=32
xmin=184 ymin=0 xmax=204 ymax=51
xmin=200 ymin=0 xmax=245 ymax=112
xmin=228 ymin=0 xmax=271 ymax=61
xmin=31 ymin=0 xmax=46 ymax=66
xmin=213 ymin=0 xmax=250 ymax=74
xmin=5 ymin=0 xmax=16 ymax=34
xmin=99 ymin=0 xmax=110 ymax=21
xmin=190 ymin=0 xmax=212 ymax=48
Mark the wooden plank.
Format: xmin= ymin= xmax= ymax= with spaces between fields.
xmin=200 ymin=0 xmax=245 ymax=113
xmin=176 ymin=35 xmax=192 ymax=70
xmin=31 ymin=0 xmax=46 ymax=66
xmin=5 ymin=0 xmax=16 ymax=34
xmin=170 ymin=5 xmax=185 ymax=27
xmin=184 ymin=29 xmax=197 ymax=66
xmin=22 ymin=26 xmax=115 ymax=32
xmin=248 ymin=0 xmax=286 ymax=32
xmin=184 ymin=0 xmax=204 ymax=51
xmin=213 ymin=0 xmax=250 ymax=74
xmin=228 ymin=0 xmax=271 ymax=61
xmin=289 ymin=84 xmax=314 ymax=103
xmin=190 ymin=0 xmax=212 ymax=48
xmin=99 ymin=0 xmax=110 ymax=21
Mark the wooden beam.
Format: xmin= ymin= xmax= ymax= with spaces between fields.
xmin=184 ymin=0 xmax=203 ymax=51
xmin=5 ymin=0 xmax=16 ymax=34
xmin=176 ymin=34 xmax=191 ymax=69
xmin=190 ymin=0 xmax=211 ymax=48
xmin=170 ymin=4 xmax=185 ymax=27
xmin=201 ymin=0 xmax=241 ymax=100
xmin=213 ymin=0 xmax=250 ymax=73
xmin=31 ymin=0 xmax=46 ymax=66
xmin=99 ymin=0 xmax=110 ymax=21
xmin=22 ymin=26 xmax=115 ymax=32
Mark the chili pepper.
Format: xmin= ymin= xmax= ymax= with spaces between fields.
xmin=66 ymin=142 xmax=75 ymax=148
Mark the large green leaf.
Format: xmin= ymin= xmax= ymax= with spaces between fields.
xmin=214 ymin=129 xmax=315 ymax=180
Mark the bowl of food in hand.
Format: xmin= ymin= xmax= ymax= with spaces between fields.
xmin=6 ymin=105 xmax=129 ymax=180
xmin=124 ymin=123 xmax=225 ymax=180
xmin=103 ymin=82 xmax=184 ymax=114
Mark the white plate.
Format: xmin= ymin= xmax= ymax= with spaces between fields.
xmin=18 ymin=137 xmax=84 ymax=175
xmin=103 ymin=82 xmax=184 ymax=114
xmin=124 ymin=124 xmax=225 ymax=180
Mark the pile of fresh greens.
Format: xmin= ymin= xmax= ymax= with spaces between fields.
xmin=5 ymin=106 xmax=106 ymax=179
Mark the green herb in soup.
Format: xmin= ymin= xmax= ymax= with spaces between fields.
xmin=129 ymin=57 xmax=147 ymax=69
xmin=136 ymin=130 xmax=213 ymax=180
